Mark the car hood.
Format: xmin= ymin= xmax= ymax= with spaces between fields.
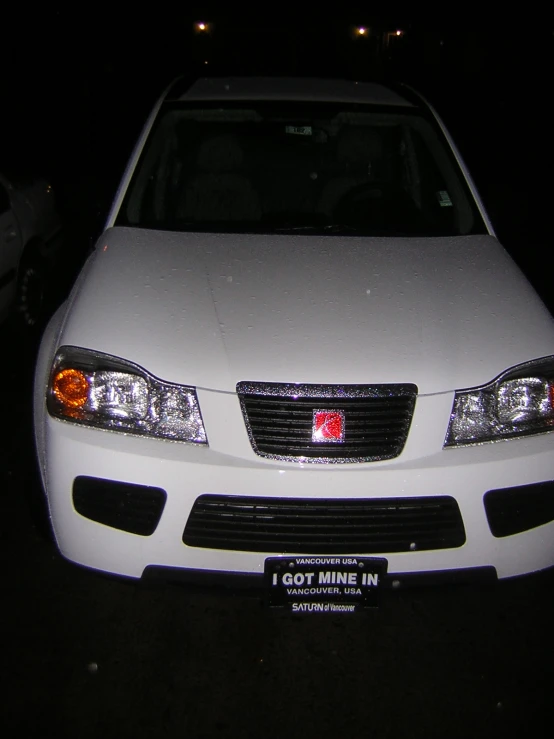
xmin=60 ymin=227 xmax=554 ymax=395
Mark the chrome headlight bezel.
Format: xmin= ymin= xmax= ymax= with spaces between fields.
xmin=47 ymin=346 xmax=207 ymax=445
xmin=445 ymin=356 xmax=554 ymax=447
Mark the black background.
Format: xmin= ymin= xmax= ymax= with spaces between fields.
xmin=1 ymin=9 xmax=553 ymax=738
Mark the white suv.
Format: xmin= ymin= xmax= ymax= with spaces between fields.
xmin=34 ymin=78 xmax=554 ymax=612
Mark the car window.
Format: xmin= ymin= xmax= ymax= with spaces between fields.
xmin=0 ymin=183 xmax=11 ymax=215
xmin=117 ymin=102 xmax=487 ymax=237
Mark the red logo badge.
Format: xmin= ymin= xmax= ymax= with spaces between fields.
xmin=312 ymin=410 xmax=345 ymax=442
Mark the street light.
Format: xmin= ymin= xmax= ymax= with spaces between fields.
xmin=356 ymin=27 xmax=367 ymax=36
xmin=195 ymin=21 xmax=210 ymax=33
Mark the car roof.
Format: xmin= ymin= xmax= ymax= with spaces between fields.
xmin=166 ymin=77 xmax=415 ymax=107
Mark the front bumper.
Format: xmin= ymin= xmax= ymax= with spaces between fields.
xmin=38 ymin=387 xmax=554 ymax=582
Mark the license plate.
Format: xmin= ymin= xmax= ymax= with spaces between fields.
xmin=265 ymin=556 xmax=388 ymax=613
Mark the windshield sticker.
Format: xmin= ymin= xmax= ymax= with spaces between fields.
xmin=437 ymin=190 xmax=453 ymax=207
xmin=286 ymin=125 xmax=313 ymax=136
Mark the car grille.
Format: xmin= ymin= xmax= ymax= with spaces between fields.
xmin=73 ymin=476 xmax=167 ymax=536
xmin=237 ymin=382 xmax=417 ymax=462
xmin=183 ymin=495 xmax=466 ymax=553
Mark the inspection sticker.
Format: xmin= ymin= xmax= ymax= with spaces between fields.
xmin=285 ymin=125 xmax=312 ymax=136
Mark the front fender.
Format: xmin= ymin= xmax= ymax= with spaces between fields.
xmin=34 ymin=303 xmax=68 ymax=491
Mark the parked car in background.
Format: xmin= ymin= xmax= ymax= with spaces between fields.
xmin=34 ymin=77 xmax=554 ymax=613
xmin=0 ymin=170 xmax=62 ymax=327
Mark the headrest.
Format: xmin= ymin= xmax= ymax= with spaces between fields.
xmin=197 ymin=135 xmax=244 ymax=172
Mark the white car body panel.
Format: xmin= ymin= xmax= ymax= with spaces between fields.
xmin=181 ymin=77 xmax=413 ymax=105
xmin=39 ymin=411 xmax=554 ymax=581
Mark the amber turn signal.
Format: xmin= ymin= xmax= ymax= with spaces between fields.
xmin=52 ymin=368 xmax=90 ymax=409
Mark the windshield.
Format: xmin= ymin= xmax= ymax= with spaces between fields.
xmin=116 ymin=101 xmax=487 ymax=237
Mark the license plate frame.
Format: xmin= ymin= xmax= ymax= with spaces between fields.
xmin=264 ymin=555 xmax=388 ymax=613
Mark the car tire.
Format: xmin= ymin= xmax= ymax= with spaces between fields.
xmin=15 ymin=248 xmax=48 ymax=330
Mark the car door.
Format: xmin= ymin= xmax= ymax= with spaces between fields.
xmin=0 ymin=178 xmax=22 ymax=318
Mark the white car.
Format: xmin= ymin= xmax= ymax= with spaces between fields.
xmin=34 ymin=78 xmax=554 ymax=612
xmin=0 ymin=171 xmax=61 ymax=327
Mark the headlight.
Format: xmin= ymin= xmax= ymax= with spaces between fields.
xmin=445 ymin=357 xmax=554 ymax=447
xmin=47 ymin=347 xmax=207 ymax=444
